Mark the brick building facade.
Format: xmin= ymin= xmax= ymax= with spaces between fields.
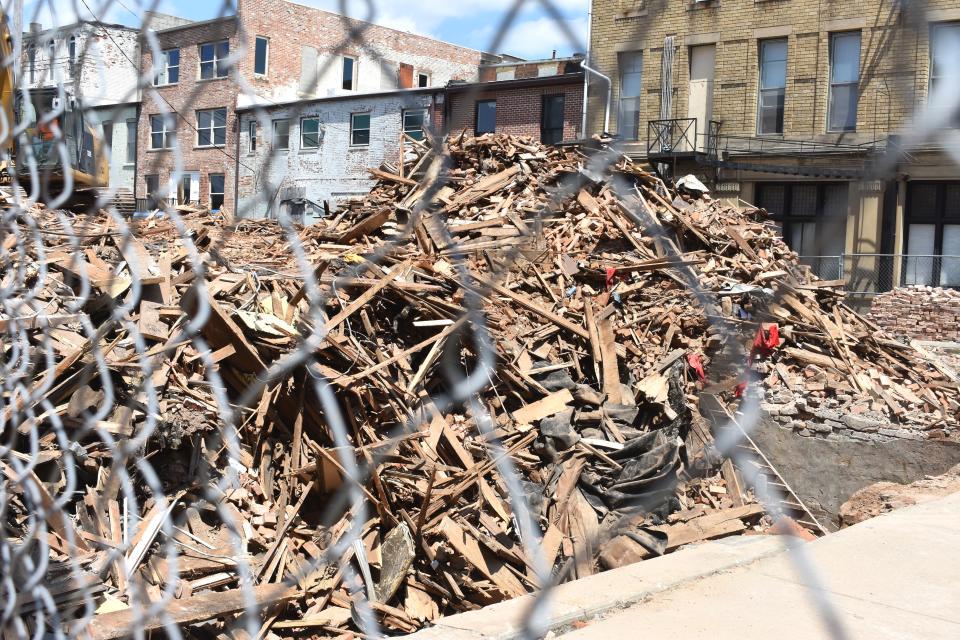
xmin=448 ymin=57 xmax=585 ymax=143
xmin=586 ymin=0 xmax=960 ymax=295
xmin=236 ymin=88 xmax=444 ymax=222
xmin=136 ymin=0 xmax=481 ymax=213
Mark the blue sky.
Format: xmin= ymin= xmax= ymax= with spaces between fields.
xmin=23 ymin=0 xmax=590 ymax=59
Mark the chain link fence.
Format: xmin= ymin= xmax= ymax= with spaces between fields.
xmin=1 ymin=1 xmax=959 ymax=639
xmin=800 ymin=254 xmax=960 ymax=299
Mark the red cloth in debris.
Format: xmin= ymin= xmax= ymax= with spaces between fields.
xmin=686 ymin=353 xmax=706 ymax=382
xmin=751 ymin=324 xmax=780 ymax=357
xmin=605 ymin=267 xmax=617 ymax=289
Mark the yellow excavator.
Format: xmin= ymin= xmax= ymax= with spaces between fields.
xmin=0 ymin=9 xmax=109 ymax=207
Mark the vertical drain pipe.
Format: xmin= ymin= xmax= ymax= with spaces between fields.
xmin=580 ymin=5 xmax=592 ymax=138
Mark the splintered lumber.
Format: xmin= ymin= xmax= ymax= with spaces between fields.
xmin=512 ymin=389 xmax=574 ymax=424
xmin=86 ymin=583 xmax=300 ymax=640
xmin=5 ymin=131 xmax=956 ymax=640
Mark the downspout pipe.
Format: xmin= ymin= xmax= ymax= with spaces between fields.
xmin=581 ymin=61 xmax=612 ymax=134
xmin=580 ymin=5 xmax=592 ymax=138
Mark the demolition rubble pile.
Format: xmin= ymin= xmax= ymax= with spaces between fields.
xmin=2 ymin=133 xmax=959 ymax=638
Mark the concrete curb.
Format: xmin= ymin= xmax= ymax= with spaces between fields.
xmin=405 ymin=535 xmax=789 ymax=639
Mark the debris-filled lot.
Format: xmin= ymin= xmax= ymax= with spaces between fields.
xmin=2 ymin=134 xmax=958 ymax=638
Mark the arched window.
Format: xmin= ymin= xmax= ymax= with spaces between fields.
xmin=27 ymin=44 xmax=36 ymax=83
xmin=68 ymin=35 xmax=77 ymax=77
xmin=47 ymin=40 xmax=55 ymax=80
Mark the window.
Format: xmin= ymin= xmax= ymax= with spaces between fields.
xmin=249 ymin=121 xmax=257 ymax=153
xmin=273 ymin=119 xmax=290 ymax=150
xmin=342 ymin=56 xmax=357 ymax=90
xmin=417 ymin=73 xmax=429 ymax=88
xmin=145 ymin=174 xmax=161 ymax=208
xmin=154 ymin=48 xmax=180 ymax=85
xmin=618 ymin=51 xmax=642 ymax=140
xmin=755 ymin=183 xmax=848 ymax=279
xmin=301 ymin=117 xmax=320 ymax=148
xmin=476 ymin=100 xmax=496 ymax=135
xmin=126 ymin=120 xmax=136 ymax=164
xmin=200 ymin=40 xmax=230 ymax=80
xmin=46 ymin=40 xmax=55 ymax=80
xmin=758 ymin=39 xmax=787 ymax=135
xmin=102 ymin=121 xmax=113 ymax=153
xmin=196 ymin=108 xmax=227 ymax=147
xmin=254 ymin=36 xmax=269 ymax=76
xmin=403 ymin=109 xmax=427 ymax=141
xmin=149 ymin=114 xmax=175 ymax=150
xmin=541 ymin=94 xmax=565 ymax=145
xmin=209 ymin=174 xmax=225 ymax=210
xmin=904 ymin=182 xmax=960 ymax=287
xmin=351 ymin=113 xmax=370 ymax=146
xmin=930 ymin=22 xmax=960 ymax=128
xmin=828 ymin=32 xmax=860 ymax=132
xmin=496 ymin=68 xmax=515 ymax=81
xmin=27 ymin=45 xmax=36 ymax=83
xmin=67 ymin=36 xmax=76 ymax=77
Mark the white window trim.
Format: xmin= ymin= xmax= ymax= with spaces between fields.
xmin=350 ymin=112 xmax=371 ymax=147
xmin=273 ymin=119 xmax=291 ymax=150
xmin=254 ymin=36 xmax=269 ymax=77
xmin=416 ymin=72 xmax=430 ymax=88
xmin=300 ymin=116 xmax=321 ymax=149
xmin=402 ymin=108 xmax=428 ymax=141
xmin=199 ymin=40 xmax=230 ymax=80
xmin=154 ymin=48 xmax=180 ymax=86
xmin=125 ymin=119 xmax=137 ymax=165
xmin=196 ymin=108 xmax=227 ymax=148
xmin=248 ymin=121 xmax=257 ymax=154
xmin=342 ymin=55 xmax=358 ymax=91
xmin=209 ymin=173 xmax=226 ymax=208
xmin=149 ymin=115 xmax=175 ymax=150
xmin=756 ymin=38 xmax=788 ymax=136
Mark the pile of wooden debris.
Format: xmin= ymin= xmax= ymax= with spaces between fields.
xmin=2 ymin=133 xmax=957 ymax=638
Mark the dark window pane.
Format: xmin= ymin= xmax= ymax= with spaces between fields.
xmin=343 ymin=57 xmax=355 ymax=90
xmin=200 ymin=43 xmax=213 ymax=62
xmin=759 ymin=89 xmax=785 ymax=134
xmin=151 ymin=132 xmax=163 ymax=149
xmin=168 ymin=64 xmax=179 ymax=84
xmin=198 ymin=130 xmax=211 ymax=146
xmin=831 ymin=33 xmax=860 ymax=84
xmin=200 ymin=61 xmax=214 ymax=80
xmin=352 ymin=128 xmax=370 ymax=145
xmin=169 ymin=49 xmax=179 ymax=66
xmin=214 ymin=109 xmax=226 ymax=127
xmin=476 ymin=100 xmax=496 ymax=134
xmin=418 ymin=74 xmax=429 ymax=87
xmin=353 ymin=113 xmax=370 ymax=129
xmin=756 ymin=184 xmax=786 ymax=217
xmin=791 ymin=185 xmax=818 ymax=216
xmin=255 ymin=38 xmax=268 ymax=75
xmin=199 ymin=111 xmax=211 ymax=128
xmin=214 ymin=127 xmax=225 ymax=146
xmin=541 ymin=95 xmax=565 ymax=145
xmin=909 ymin=183 xmax=938 ymax=218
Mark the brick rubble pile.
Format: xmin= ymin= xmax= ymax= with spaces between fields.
xmin=869 ymin=286 xmax=960 ymax=343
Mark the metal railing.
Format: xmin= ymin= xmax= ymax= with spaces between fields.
xmin=717 ymin=133 xmax=886 ymax=157
xmin=647 ymin=118 xmax=722 ymax=159
xmin=798 ymin=254 xmax=960 ymax=296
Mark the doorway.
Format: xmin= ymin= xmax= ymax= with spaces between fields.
xmin=687 ymin=45 xmax=716 ymax=152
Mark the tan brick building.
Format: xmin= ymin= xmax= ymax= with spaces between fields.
xmin=586 ymin=0 xmax=960 ymax=295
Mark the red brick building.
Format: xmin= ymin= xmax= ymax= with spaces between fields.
xmin=447 ymin=57 xmax=585 ymax=144
xmin=136 ymin=1 xmax=481 ymax=212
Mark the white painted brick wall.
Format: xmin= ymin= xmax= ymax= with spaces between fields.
xmin=237 ymin=91 xmax=441 ymax=222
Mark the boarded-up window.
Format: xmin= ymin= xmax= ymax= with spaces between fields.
xmin=300 ymin=46 xmax=318 ymax=94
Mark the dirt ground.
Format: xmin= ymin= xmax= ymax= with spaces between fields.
xmin=838 ymin=463 xmax=960 ymax=527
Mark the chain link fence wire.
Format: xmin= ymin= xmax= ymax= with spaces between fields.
xmin=1 ymin=0 xmax=958 ymax=638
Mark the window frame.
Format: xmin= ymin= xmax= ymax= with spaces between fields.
xmin=67 ymin=35 xmax=77 ymax=78
xmin=930 ymin=22 xmax=960 ymax=128
xmin=27 ymin=44 xmax=36 ymax=84
xmin=827 ymin=31 xmax=861 ymax=132
xmin=254 ymin=36 xmax=269 ymax=77
xmin=199 ymin=40 xmax=230 ymax=80
xmin=403 ymin=109 xmax=427 ymax=141
xmin=903 ymin=181 xmax=960 ymax=287
xmin=475 ymin=99 xmax=497 ymax=135
xmin=149 ymin=114 xmax=176 ymax=150
xmin=145 ymin=174 xmax=161 ymax=208
xmin=273 ymin=118 xmax=291 ymax=150
xmin=617 ymin=50 xmax=643 ymax=141
xmin=153 ymin=48 xmax=181 ymax=86
xmin=342 ymin=55 xmax=357 ymax=91
xmin=757 ymin=38 xmax=788 ymax=136
xmin=126 ymin=119 xmax=137 ymax=164
xmin=209 ymin=173 xmax=226 ymax=210
xmin=248 ymin=120 xmax=257 ymax=154
xmin=417 ymin=72 xmax=430 ymax=88
xmin=301 ymin=116 xmax=321 ymax=149
xmin=46 ymin=40 xmax=56 ymax=81
xmin=540 ymin=94 xmax=566 ymax=145
xmin=196 ymin=107 xmax=227 ymax=148
xmin=350 ymin=112 xmax=371 ymax=147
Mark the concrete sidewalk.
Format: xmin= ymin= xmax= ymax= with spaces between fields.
xmin=408 ymin=493 xmax=960 ymax=639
